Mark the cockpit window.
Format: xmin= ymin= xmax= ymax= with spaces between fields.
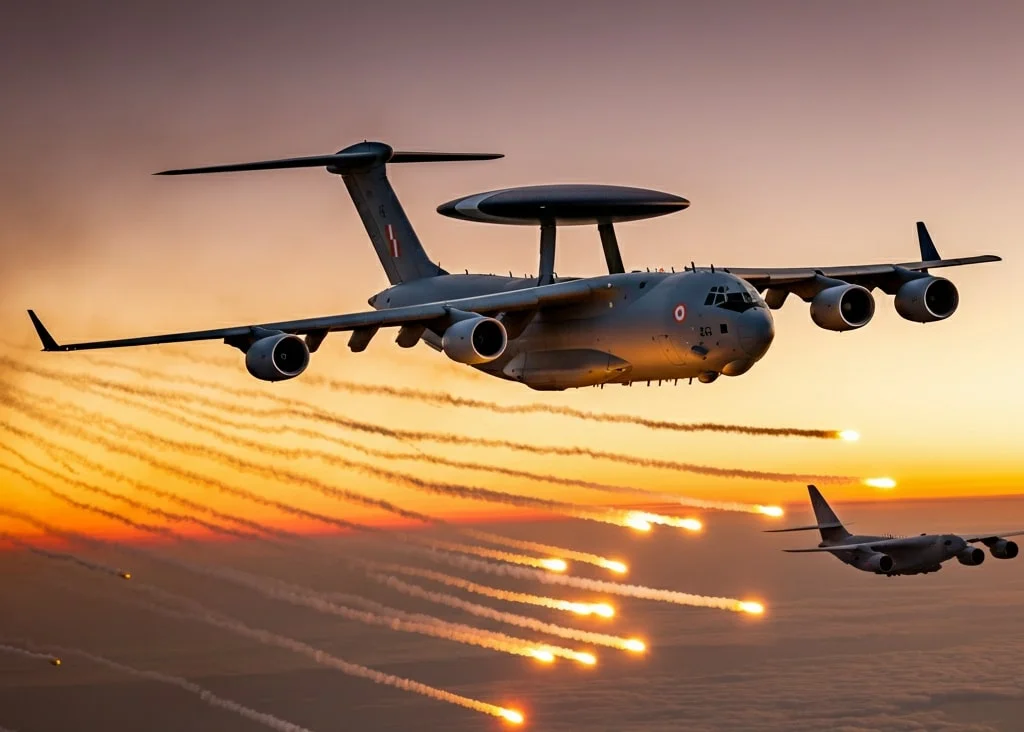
xmin=704 ymin=285 xmax=759 ymax=312
xmin=703 ymin=286 xmax=727 ymax=306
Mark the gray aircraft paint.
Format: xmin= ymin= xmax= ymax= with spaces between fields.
xmin=26 ymin=140 xmax=1001 ymax=392
xmin=772 ymin=486 xmax=1023 ymax=577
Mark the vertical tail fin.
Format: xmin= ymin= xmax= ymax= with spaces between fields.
xmin=154 ymin=141 xmax=502 ymax=286
xmin=807 ymin=485 xmax=851 ymax=542
xmin=339 ymin=144 xmax=442 ymax=285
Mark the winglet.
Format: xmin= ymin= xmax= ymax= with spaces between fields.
xmin=26 ymin=310 xmax=62 ymax=351
xmin=916 ymin=221 xmax=941 ymax=262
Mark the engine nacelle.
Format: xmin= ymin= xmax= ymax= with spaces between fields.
xmin=956 ymin=547 xmax=985 ymax=566
xmin=989 ymin=539 xmax=1019 ymax=559
xmin=894 ymin=276 xmax=959 ymax=323
xmin=810 ymin=285 xmax=875 ymax=331
xmin=441 ymin=316 xmax=508 ymax=365
xmin=245 ymin=333 xmax=310 ymax=381
xmin=859 ymin=552 xmax=894 ymax=573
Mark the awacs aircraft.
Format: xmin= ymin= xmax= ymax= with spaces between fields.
xmin=769 ymin=486 xmax=1022 ymax=576
xmin=26 ymin=141 xmax=1002 ymax=390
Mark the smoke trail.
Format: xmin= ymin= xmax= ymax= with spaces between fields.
xmin=0 ymin=642 xmax=59 ymax=665
xmin=367 ymin=572 xmax=644 ymax=653
xmin=366 ymin=562 xmax=617 ymax=618
xmin=28 ymin=378 xmax=705 ymax=533
xmin=0 ymin=357 xmax=852 ymax=484
xmin=0 ymin=530 xmax=129 ymax=579
xmin=115 ymin=581 xmax=525 ymax=723
xmin=90 ymin=355 xmax=841 ymax=439
xmin=0 ymin=437 xmax=258 ymax=542
xmin=1 ymin=402 xmax=565 ymax=579
xmin=74 ymin=376 xmax=783 ymax=521
xmin=5 ymin=499 xmax=581 ymax=669
xmin=463 ymin=529 xmax=627 ymax=574
xmin=428 ymin=551 xmax=765 ymax=615
xmin=0 ymin=420 xmax=294 ymax=541
xmin=38 ymin=646 xmax=316 ymax=732
xmin=425 ymin=537 xmax=568 ymax=572
xmin=148 ymin=557 xmax=586 ymax=664
xmin=0 ymin=460 xmax=179 ymax=540
xmin=305 ymin=375 xmax=842 ymax=439
xmin=5 ymin=380 xmax=693 ymax=538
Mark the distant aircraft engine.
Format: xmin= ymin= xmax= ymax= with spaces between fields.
xmin=441 ymin=316 xmax=508 ymax=364
xmin=988 ymin=539 xmax=1018 ymax=559
xmin=245 ymin=333 xmax=310 ymax=381
xmin=956 ymin=547 xmax=986 ymax=566
xmin=859 ymin=552 xmax=894 ymax=573
xmin=894 ymin=276 xmax=959 ymax=323
xmin=810 ymin=284 xmax=875 ymax=331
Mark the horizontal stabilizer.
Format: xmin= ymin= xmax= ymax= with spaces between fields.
xmin=155 ymin=142 xmax=502 ymax=176
xmin=763 ymin=522 xmax=847 ymax=533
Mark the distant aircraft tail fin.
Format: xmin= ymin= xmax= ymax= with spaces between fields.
xmin=807 ymin=485 xmax=851 ymax=541
xmin=155 ymin=141 xmax=502 ymax=286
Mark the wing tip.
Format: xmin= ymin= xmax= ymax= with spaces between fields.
xmin=26 ymin=310 xmax=61 ymax=351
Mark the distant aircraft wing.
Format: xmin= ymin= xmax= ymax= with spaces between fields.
xmin=27 ymin=279 xmax=604 ymax=352
xmin=724 ymin=221 xmax=1000 ymax=294
xmin=783 ymin=538 xmax=916 ymax=553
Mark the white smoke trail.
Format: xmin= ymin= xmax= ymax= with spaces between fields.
xmin=41 ymin=646 xmax=315 ymax=732
xmin=430 ymin=551 xmax=765 ymax=615
xmin=365 ymin=562 xmax=617 ymax=618
xmin=171 ymin=560 xmax=585 ymax=664
xmin=127 ymin=582 xmax=525 ymax=723
xmin=0 ymin=530 xmax=128 ymax=579
xmin=367 ymin=572 xmax=645 ymax=652
xmin=0 ymin=642 xmax=58 ymax=665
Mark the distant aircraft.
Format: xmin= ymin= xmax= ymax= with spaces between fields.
xmin=26 ymin=141 xmax=1001 ymax=391
xmin=769 ymin=486 xmax=1022 ymax=576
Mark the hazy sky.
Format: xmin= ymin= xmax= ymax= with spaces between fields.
xmin=3 ymin=4 xmax=1024 ymax=731
xmin=1 ymin=0 xmax=1022 ymax=530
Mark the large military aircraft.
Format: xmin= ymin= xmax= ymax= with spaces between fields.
xmin=26 ymin=141 xmax=1001 ymax=390
xmin=769 ymin=486 xmax=1022 ymax=576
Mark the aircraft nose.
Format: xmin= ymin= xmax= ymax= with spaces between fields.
xmin=738 ymin=307 xmax=775 ymax=359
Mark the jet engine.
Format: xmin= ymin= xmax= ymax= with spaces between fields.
xmin=956 ymin=546 xmax=986 ymax=566
xmin=441 ymin=316 xmax=508 ymax=364
xmin=809 ymin=285 xmax=875 ymax=331
xmin=859 ymin=552 xmax=894 ymax=573
xmin=245 ymin=333 xmax=310 ymax=381
xmin=988 ymin=539 xmax=1019 ymax=559
xmin=894 ymin=276 xmax=959 ymax=323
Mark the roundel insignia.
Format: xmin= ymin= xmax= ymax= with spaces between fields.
xmin=673 ymin=304 xmax=687 ymax=323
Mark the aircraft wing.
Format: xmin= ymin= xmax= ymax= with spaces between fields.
xmin=726 ymin=255 xmax=1000 ymax=291
xmin=783 ymin=538 xmax=916 ymax=553
xmin=27 ymin=279 xmax=603 ymax=352
xmin=963 ymin=530 xmax=1024 ymax=543
xmin=724 ymin=221 xmax=1000 ymax=293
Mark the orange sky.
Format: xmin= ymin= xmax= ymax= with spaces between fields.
xmin=1 ymin=1 xmax=1022 ymax=541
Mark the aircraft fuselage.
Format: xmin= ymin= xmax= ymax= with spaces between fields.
xmin=825 ymin=533 xmax=968 ymax=576
xmin=370 ymin=269 xmax=776 ymax=390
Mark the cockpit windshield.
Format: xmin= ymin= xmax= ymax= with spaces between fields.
xmin=703 ymin=285 xmax=761 ymax=312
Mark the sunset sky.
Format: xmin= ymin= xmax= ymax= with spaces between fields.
xmin=2 ymin=0 xmax=1022 ymax=541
